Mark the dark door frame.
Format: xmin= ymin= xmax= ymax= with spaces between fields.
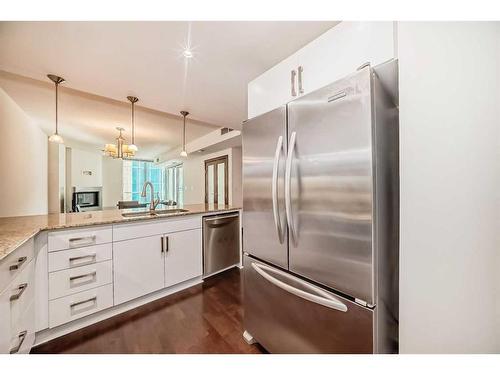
xmin=204 ymin=155 xmax=229 ymax=205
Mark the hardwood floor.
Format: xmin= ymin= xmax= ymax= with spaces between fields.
xmin=32 ymin=268 xmax=266 ymax=354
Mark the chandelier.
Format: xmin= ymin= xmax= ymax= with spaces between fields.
xmin=104 ymin=127 xmax=136 ymax=159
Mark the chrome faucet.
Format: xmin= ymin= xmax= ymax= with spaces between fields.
xmin=141 ymin=181 xmax=160 ymax=212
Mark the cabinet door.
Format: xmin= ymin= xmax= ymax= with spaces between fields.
xmin=164 ymin=229 xmax=202 ymax=287
xmin=0 ymin=288 xmax=11 ymax=353
xmin=113 ymin=235 xmax=165 ymax=305
xmin=297 ymin=21 xmax=395 ymax=95
xmin=247 ymin=53 xmax=299 ymax=119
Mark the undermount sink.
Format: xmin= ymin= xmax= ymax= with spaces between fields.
xmin=122 ymin=208 xmax=189 ymax=218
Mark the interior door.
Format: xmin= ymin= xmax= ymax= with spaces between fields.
xmin=286 ymin=67 xmax=375 ymax=304
xmin=242 ymin=107 xmax=288 ymax=268
xmin=205 ymin=155 xmax=229 ymax=205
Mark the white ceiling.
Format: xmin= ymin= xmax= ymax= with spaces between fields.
xmin=0 ymin=21 xmax=337 ymax=157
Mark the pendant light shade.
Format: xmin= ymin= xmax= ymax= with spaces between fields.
xmin=47 ymin=74 xmax=65 ymax=143
xmin=104 ymin=127 xmax=136 ymax=159
xmin=180 ymin=110 xmax=189 ymax=157
xmin=127 ymin=96 xmax=139 ymax=152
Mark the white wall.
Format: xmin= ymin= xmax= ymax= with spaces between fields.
xmin=174 ymin=147 xmax=242 ymax=206
xmin=398 ymin=22 xmax=500 ymax=353
xmin=47 ymin=143 xmax=66 ymax=213
xmin=102 ymin=157 xmax=123 ymax=208
xmin=0 ymin=88 xmax=48 ymax=217
xmin=231 ymin=146 xmax=242 ymax=206
xmin=68 ymin=148 xmax=102 ymax=188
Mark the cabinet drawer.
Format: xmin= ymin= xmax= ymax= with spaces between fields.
xmin=0 ymin=238 xmax=34 ymax=294
xmin=113 ymin=216 xmax=201 ymax=242
xmin=49 ymin=260 xmax=113 ymax=300
xmin=48 ymin=226 xmax=112 ymax=252
xmin=9 ymin=259 xmax=35 ymax=333
xmin=48 ymin=243 xmax=112 ymax=272
xmin=49 ymin=284 xmax=113 ymax=328
xmin=9 ymin=300 xmax=35 ymax=354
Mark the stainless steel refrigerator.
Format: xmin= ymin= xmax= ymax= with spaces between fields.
xmin=242 ymin=60 xmax=399 ymax=354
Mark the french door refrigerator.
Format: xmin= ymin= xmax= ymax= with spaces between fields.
xmin=242 ymin=60 xmax=399 ymax=354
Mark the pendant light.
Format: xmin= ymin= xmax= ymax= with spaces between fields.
xmin=180 ymin=111 xmax=189 ymax=157
xmin=47 ymin=74 xmax=65 ymax=143
xmin=127 ymin=96 xmax=139 ymax=152
xmin=104 ymin=127 xmax=136 ymax=159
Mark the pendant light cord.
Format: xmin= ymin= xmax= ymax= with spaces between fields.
xmin=132 ymin=101 xmax=135 ymax=144
xmin=55 ymin=82 xmax=59 ymax=134
xmin=183 ymin=114 xmax=186 ymax=150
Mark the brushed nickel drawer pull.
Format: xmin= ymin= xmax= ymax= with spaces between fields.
xmin=68 ymin=235 xmax=97 ymax=248
xmin=10 ymin=283 xmax=28 ymax=302
xmin=69 ymin=253 xmax=97 ymax=267
xmin=69 ymin=271 xmax=97 ymax=287
xmin=298 ymin=65 xmax=304 ymax=94
xmin=70 ymin=296 xmax=97 ymax=312
xmin=9 ymin=330 xmax=27 ymax=354
xmin=9 ymin=256 xmax=27 ymax=271
xmin=291 ymin=69 xmax=297 ymax=97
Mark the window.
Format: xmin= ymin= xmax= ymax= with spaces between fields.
xmin=165 ymin=163 xmax=183 ymax=205
xmin=122 ymin=160 xmax=183 ymax=205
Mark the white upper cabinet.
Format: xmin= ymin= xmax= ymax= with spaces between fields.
xmin=247 ymin=53 xmax=299 ymax=120
xmin=247 ymin=21 xmax=396 ymax=119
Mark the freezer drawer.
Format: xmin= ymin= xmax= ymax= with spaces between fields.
xmin=243 ymin=255 xmax=373 ymax=353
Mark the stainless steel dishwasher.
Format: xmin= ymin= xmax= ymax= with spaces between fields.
xmin=203 ymin=212 xmax=240 ymax=277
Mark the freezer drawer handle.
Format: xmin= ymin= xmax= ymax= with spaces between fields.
xmin=272 ymin=135 xmax=285 ymax=244
xmin=285 ymin=131 xmax=298 ymax=246
xmin=251 ymin=262 xmax=348 ymax=312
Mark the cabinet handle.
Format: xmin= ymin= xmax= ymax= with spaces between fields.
xmin=9 ymin=331 xmax=27 ymax=354
xmin=9 ymin=256 xmax=27 ymax=271
xmin=165 ymin=236 xmax=169 ymax=253
xmin=69 ymin=271 xmax=97 ymax=286
xmin=161 ymin=236 xmax=164 ymax=253
xmin=69 ymin=235 xmax=96 ymax=248
xmin=70 ymin=296 xmax=97 ymax=312
xmin=69 ymin=253 xmax=96 ymax=267
xmin=291 ymin=69 xmax=297 ymax=97
xmin=10 ymin=283 xmax=28 ymax=302
xmin=298 ymin=65 xmax=304 ymax=94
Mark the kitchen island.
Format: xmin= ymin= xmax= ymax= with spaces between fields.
xmin=0 ymin=204 xmax=241 ymax=354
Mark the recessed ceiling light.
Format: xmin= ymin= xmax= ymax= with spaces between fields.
xmin=183 ymin=49 xmax=193 ymax=59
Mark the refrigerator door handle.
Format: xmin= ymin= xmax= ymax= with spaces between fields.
xmin=272 ymin=135 xmax=285 ymax=244
xmin=285 ymin=131 xmax=297 ymax=246
xmin=251 ymin=262 xmax=348 ymax=312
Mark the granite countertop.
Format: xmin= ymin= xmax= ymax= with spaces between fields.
xmin=0 ymin=204 xmax=241 ymax=262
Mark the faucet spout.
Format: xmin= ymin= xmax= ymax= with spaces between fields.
xmin=141 ymin=181 xmax=159 ymax=212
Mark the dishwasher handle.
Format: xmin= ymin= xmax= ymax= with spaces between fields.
xmin=204 ymin=214 xmax=239 ymax=227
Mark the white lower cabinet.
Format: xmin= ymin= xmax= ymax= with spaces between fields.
xmin=113 ymin=235 xmax=166 ymax=305
xmin=48 ymin=260 xmax=113 ymax=300
xmin=164 ymin=229 xmax=202 ymax=287
xmin=113 ymin=227 xmax=203 ymax=304
xmin=0 ymin=287 xmax=11 ymax=353
xmin=0 ymin=256 xmax=35 ymax=354
xmin=49 ymin=284 xmax=113 ymax=328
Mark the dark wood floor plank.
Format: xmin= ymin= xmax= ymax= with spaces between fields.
xmin=32 ymin=268 xmax=265 ymax=354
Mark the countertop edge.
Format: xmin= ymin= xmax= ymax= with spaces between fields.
xmin=0 ymin=206 xmax=241 ymax=262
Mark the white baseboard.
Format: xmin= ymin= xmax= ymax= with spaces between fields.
xmin=34 ymin=276 xmax=203 ymax=346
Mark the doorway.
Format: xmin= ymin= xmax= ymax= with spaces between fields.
xmin=205 ymin=155 xmax=229 ymax=205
